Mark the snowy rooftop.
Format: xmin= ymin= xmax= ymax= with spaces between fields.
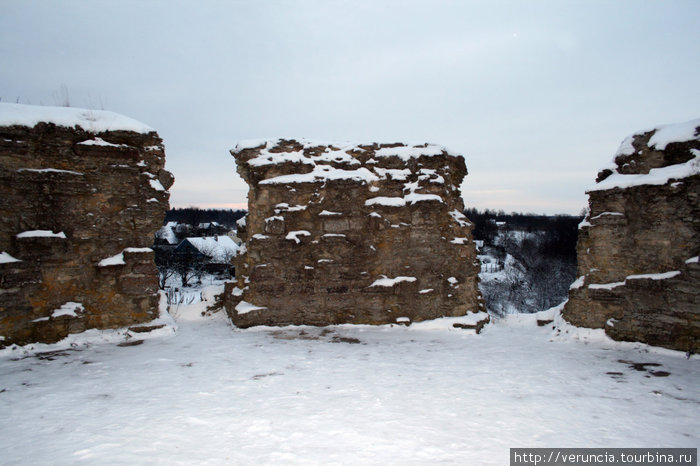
xmin=183 ymin=236 xmax=239 ymax=263
xmin=155 ymin=224 xmax=178 ymax=245
xmin=0 ymin=102 xmax=154 ymax=134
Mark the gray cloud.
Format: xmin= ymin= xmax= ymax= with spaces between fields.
xmin=2 ymin=0 xmax=699 ymax=214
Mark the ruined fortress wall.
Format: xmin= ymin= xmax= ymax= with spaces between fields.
xmin=563 ymin=119 xmax=700 ymax=352
xmin=225 ymin=139 xmax=484 ymax=327
xmin=0 ymin=103 xmax=174 ymax=347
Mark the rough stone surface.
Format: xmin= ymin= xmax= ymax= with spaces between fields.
xmin=0 ymin=104 xmax=173 ymax=347
xmin=563 ymin=118 xmax=700 ymax=352
xmin=225 ymin=139 xmax=484 ymax=327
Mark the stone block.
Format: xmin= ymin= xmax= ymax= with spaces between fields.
xmin=225 ymin=139 xmax=483 ymax=327
xmin=0 ymin=103 xmax=172 ymax=347
xmin=563 ymin=118 xmax=700 ymax=352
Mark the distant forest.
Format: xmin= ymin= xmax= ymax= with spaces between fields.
xmin=464 ymin=207 xmax=583 ymax=263
xmin=164 ymin=208 xmax=247 ymax=228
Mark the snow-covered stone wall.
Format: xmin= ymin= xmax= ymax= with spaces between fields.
xmin=225 ymin=139 xmax=484 ymax=327
xmin=0 ymin=103 xmax=173 ymax=347
xmin=563 ymin=118 xmax=700 ymax=352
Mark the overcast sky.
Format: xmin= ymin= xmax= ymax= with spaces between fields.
xmin=2 ymin=1 xmax=699 ymax=214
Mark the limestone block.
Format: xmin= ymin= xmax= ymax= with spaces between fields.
xmin=563 ymin=118 xmax=700 ymax=352
xmin=0 ymin=103 xmax=172 ymax=347
xmin=225 ymin=139 xmax=483 ymax=327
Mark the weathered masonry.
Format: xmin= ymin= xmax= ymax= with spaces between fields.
xmin=225 ymin=139 xmax=485 ymax=327
xmin=0 ymin=103 xmax=173 ymax=347
xmin=563 ymin=118 xmax=700 ymax=352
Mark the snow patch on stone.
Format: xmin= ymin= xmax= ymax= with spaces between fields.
xmin=17 ymin=230 xmax=66 ymax=239
xmin=449 ymin=209 xmax=471 ymax=227
xmin=588 ymin=281 xmax=625 ymax=290
xmin=365 ymin=196 xmax=405 ymax=207
xmin=286 ymin=230 xmax=311 ymax=244
xmin=374 ymin=145 xmax=445 ymax=160
xmin=569 ymin=276 xmax=585 ymax=290
xmin=124 ymin=247 xmax=153 ymax=253
xmin=261 ymin=166 xmax=378 ymax=185
xmin=51 ymin=302 xmax=85 ymax=318
xmin=235 ymin=301 xmax=267 ymax=315
xmin=98 ymin=252 xmax=126 ymax=267
xmin=77 ymin=137 xmax=130 ymax=148
xmin=149 ymin=179 xmax=165 ymax=191
xmin=404 ymin=192 xmax=443 ymax=204
xmin=590 ymin=212 xmax=624 ymax=220
xmin=0 ymin=252 xmax=21 ymax=264
xmin=589 ymin=154 xmax=700 ymax=192
xmin=369 ymin=275 xmax=417 ymax=287
xmin=17 ymin=168 xmax=83 ymax=176
xmin=626 ymin=270 xmax=680 ymax=281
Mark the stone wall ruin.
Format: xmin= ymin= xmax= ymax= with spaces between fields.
xmin=0 ymin=103 xmax=173 ymax=347
xmin=225 ymin=139 xmax=485 ymax=327
xmin=562 ymin=118 xmax=700 ymax=352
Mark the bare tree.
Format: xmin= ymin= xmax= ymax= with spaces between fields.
xmin=172 ymin=255 xmax=204 ymax=287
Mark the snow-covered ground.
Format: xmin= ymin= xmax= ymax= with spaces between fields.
xmin=0 ymin=295 xmax=698 ymax=465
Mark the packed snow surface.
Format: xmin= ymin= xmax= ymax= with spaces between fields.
xmin=0 ymin=305 xmax=697 ymax=464
xmin=0 ymin=102 xmax=153 ymax=134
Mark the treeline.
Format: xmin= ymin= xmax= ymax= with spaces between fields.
xmin=164 ymin=208 xmax=247 ymax=228
xmin=464 ymin=208 xmax=582 ymax=262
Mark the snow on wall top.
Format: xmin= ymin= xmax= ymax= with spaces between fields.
xmin=613 ymin=118 xmax=700 ymax=158
xmin=232 ymin=138 xmax=462 ymax=187
xmin=232 ymin=138 xmax=459 ymax=160
xmin=590 ymin=118 xmax=700 ymax=192
xmin=589 ymin=150 xmax=700 ymax=192
xmin=648 ymin=118 xmax=700 ymax=150
xmin=0 ymin=103 xmax=154 ymax=134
